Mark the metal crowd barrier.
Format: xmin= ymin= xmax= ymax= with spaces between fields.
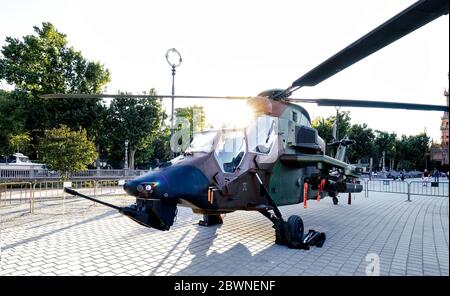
xmin=408 ymin=180 xmax=449 ymax=199
xmin=0 ymin=179 xmax=129 ymax=214
xmin=365 ymin=179 xmax=409 ymax=194
xmin=364 ymin=179 xmax=449 ymax=201
xmin=0 ymin=182 xmax=33 ymax=213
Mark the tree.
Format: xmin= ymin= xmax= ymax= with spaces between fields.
xmin=0 ymin=22 xmax=110 ymax=95
xmin=8 ymin=132 xmax=31 ymax=153
xmin=346 ymin=123 xmax=376 ymax=163
xmin=38 ymin=125 xmax=97 ymax=179
xmin=395 ymin=136 xmax=414 ymax=170
xmin=374 ymin=131 xmax=397 ymax=169
xmin=312 ymin=111 xmax=351 ymax=155
xmin=395 ymin=133 xmax=430 ymax=170
xmin=0 ymin=90 xmax=28 ymax=156
xmin=312 ymin=117 xmax=333 ymax=144
xmin=0 ymin=22 xmax=111 ymax=158
xmin=333 ymin=111 xmax=351 ymax=140
xmin=106 ymin=89 xmax=164 ymax=169
xmin=134 ymin=128 xmax=171 ymax=169
xmin=175 ymin=105 xmax=206 ymax=135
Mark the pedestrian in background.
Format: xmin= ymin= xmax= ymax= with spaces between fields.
xmin=400 ymin=170 xmax=405 ymax=181
xmin=433 ymin=169 xmax=440 ymax=183
xmin=422 ymin=169 xmax=430 ymax=186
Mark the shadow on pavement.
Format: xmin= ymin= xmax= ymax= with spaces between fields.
xmin=173 ymin=224 xmax=259 ymax=276
xmin=1 ymin=211 xmax=116 ymax=251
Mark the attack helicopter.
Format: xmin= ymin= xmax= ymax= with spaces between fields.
xmin=47 ymin=0 xmax=448 ymax=249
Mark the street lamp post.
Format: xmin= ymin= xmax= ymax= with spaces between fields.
xmin=424 ymin=127 xmax=428 ymax=170
xmin=165 ymin=48 xmax=182 ymax=159
xmin=334 ymin=107 xmax=340 ymax=141
xmin=124 ymin=139 xmax=129 ymax=170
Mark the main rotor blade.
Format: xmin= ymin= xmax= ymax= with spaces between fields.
xmin=290 ymin=0 xmax=449 ymax=90
xmin=287 ymin=98 xmax=448 ymax=112
xmin=40 ymin=93 xmax=252 ymax=100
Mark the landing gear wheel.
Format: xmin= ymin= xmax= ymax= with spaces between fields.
xmin=332 ymin=197 xmax=339 ymax=205
xmin=286 ymin=215 xmax=304 ymax=246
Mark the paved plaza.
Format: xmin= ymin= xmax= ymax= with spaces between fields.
xmin=0 ymin=190 xmax=448 ymax=276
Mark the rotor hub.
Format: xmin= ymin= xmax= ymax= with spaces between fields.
xmin=257 ymin=89 xmax=291 ymax=101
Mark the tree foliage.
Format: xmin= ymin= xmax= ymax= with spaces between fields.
xmin=311 ymin=117 xmax=333 ymax=144
xmin=0 ymin=90 xmax=28 ymax=156
xmin=395 ymin=133 xmax=430 ymax=170
xmin=312 ymin=111 xmax=351 ymax=155
xmin=8 ymin=132 xmax=31 ymax=153
xmin=106 ymin=89 xmax=164 ymax=169
xmin=0 ymin=22 xmax=110 ymax=95
xmin=373 ymin=130 xmax=397 ymax=169
xmin=346 ymin=123 xmax=376 ymax=163
xmin=134 ymin=128 xmax=171 ymax=169
xmin=175 ymin=105 xmax=206 ymax=134
xmin=0 ymin=22 xmax=111 ymax=155
xmin=38 ymin=125 xmax=97 ymax=179
xmin=312 ymin=111 xmax=432 ymax=170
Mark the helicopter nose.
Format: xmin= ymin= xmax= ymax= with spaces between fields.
xmin=124 ymin=179 xmax=148 ymax=197
xmin=123 ymin=165 xmax=209 ymax=200
xmin=124 ymin=175 xmax=165 ymax=199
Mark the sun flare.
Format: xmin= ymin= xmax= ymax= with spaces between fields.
xmin=205 ymin=100 xmax=255 ymax=129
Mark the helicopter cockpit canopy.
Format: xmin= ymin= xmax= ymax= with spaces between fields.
xmin=215 ymin=129 xmax=246 ymax=173
xmin=186 ymin=115 xmax=281 ymax=173
xmin=186 ymin=130 xmax=217 ymax=153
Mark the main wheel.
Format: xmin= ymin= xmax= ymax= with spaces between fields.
xmin=332 ymin=197 xmax=339 ymax=205
xmin=287 ymin=215 xmax=304 ymax=244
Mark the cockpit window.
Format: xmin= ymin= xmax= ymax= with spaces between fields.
xmin=291 ymin=109 xmax=311 ymax=127
xmin=186 ymin=131 xmax=217 ymax=153
xmin=299 ymin=113 xmax=310 ymax=127
xmin=292 ymin=111 xmax=298 ymax=123
xmin=214 ymin=130 xmax=246 ymax=173
xmin=246 ymin=115 xmax=278 ymax=154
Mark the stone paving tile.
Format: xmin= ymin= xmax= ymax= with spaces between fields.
xmin=0 ymin=192 xmax=448 ymax=276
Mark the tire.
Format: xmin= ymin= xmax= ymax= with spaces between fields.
xmin=332 ymin=197 xmax=339 ymax=205
xmin=287 ymin=215 xmax=304 ymax=244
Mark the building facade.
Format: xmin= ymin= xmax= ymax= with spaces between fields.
xmin=431 ymin=89 xmax=449 ymax=166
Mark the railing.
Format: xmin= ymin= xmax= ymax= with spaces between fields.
xmin=0 ymin=169 xmax=150 ymax=181
xmin=365 ymin=179 xmax=409 ymax=194
xmin=0 ymin=169 xmax=33 ymax=179
xmin=408 ymin=181 xmax=449 ymax=198
xmin=0 ymin=179 xmax=128 ymax=214
xmin=364 ymin=179 xmax=449 ymax=200
xmin=0 ymin=182 xmax=33 ymax=212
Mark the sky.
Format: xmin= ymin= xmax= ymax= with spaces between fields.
xmin=0 ymin=0 xmax=448 ymax=142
